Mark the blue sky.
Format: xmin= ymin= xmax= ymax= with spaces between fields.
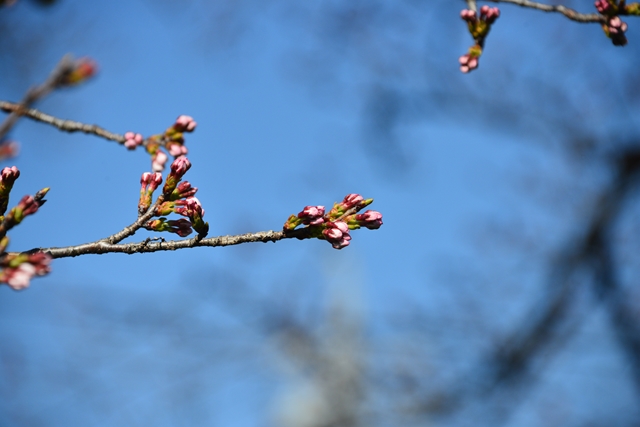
xmin=1 ymin=1 xmax=639 ymax=426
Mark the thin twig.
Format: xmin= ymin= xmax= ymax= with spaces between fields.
xmin=486 ymin=0 xmax=604 ymax=22
xmin=466 ymin=0 xmax=477 ymax=13
xmin=0 ymin=55 xmax=75 ymax=141
xmin=0 ymin=100 xmax=124 ymax=143
xmin=100 ymin=195 xmax=166 ymax=245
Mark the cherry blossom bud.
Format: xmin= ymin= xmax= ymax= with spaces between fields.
xmin=29 ymin=253 xmax=52 ymax=276
xmin=170 ymin=181 xmax=198 ymax=201
xmin=168 ymin=219 xmax=193 ymax=237
xmin=174 ymin=115 xmax=197 ymax=132
xmin=595 ymin=0 xmax=612 ymax=14
xmin=168 ymin=142 xmax=188 ymax=157
xmin=170 ymin=156 xmax=191 ymax=176
xmin=297 ymin=205 xmax=325 ymax=225
xmin=163 ymin=156 xmax=192 ymax=195
xmin=480 ymin=5 xmax=500 ymax=23
xmin=1 ymin=166 xmax=20 ymax=184
xmin=322 ymin=220 xmax=352 ymax=249
xmin=459 ymin=53 xmax=479 ymax=73
xmin=124 ymin=132 xmax=144 ymax=150
xmin=152 ymin=150 xmax=168 ymax=172
xmin=460 ymin=9 xmax=476 ymax=22
xmin=5 ymin=263 xmax=36 ymax=290
xmin=0 ymin=166 xmax=19 ymax=215
xmin=145 ymin=218 xmax=193 ymax=237
xmin=139 ymin=172 xmax=163 ymax=213
xmin=604 ymin=16 xmax=628 ymax=46
xmin=181 ymin=197 xmax=208 ymax=236
xmin=356 ymin=210 xmax=383 ymax=229
xmin=343 ymin=194 xmax=364 ymax=208
xmin=16 ymin=195 xmax=40 ymax=219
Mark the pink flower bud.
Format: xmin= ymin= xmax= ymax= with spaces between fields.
xmin=140 ymin=172 xmax=152 ymax=186
xmin=595 ymin=0 xmax=611 ymax=14
xmin=605 ymin=16 xmax=628 ymax=45
xmin=1 ymin=166 xmax=19 ymax=183
xmin=168 ymin=143 xmax=188 ymax=157
xmin=297 ymin=205 xmax=326 ymax=225
xmin=124 ymin=132 xmax=144 ymax=150
xmin=356 ymin=210 xmax=383 ymax=229
xmin=460 ymin=9 xmax=476 ymax=22
xmin=343 ymin=194 xmax=364 ymax=209
xmin=484 ymin=7 xmax=499 ymax=23
xmin=174 ymin=115 xmax=197 ymax=132
xmin=6 ymin=263 xmax=36 ymax=290
xmin=170 ymin=156 xmax=191 ymax=177
xmin=459 ymin=53 xmax=479 ymax=73
xmin=173 ymin=181 xmax=197 ymax=199
xmin=185 ymin=196 xmax=205 ymax=217
xmin=322 ymin=220 xmax=352 ymax=249
xmin=28 ymin=252 xmax=52 ymax=276
xmin=151 ymin=172 xmax=163 ymax=187
xmin=167 ymin=219 xmax=193 ymax=237
xmin=18 ymin=195 xmax=39 ymax=216
xmin=152 ymin=150 xmax=168 ymax=172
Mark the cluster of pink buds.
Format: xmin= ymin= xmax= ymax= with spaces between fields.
xmin=164 ymin=115 xmax=196 ymax=157
xmin=460 ymin=5 xmax=499 ymax=25
xmin=323 ymin=221 xmax=351 ymax=249
xmin=0 ymin=166 xmax=52 ymax=290
xmin=0 ymin=184 xmax=48 ymax=233
xmin=283 ymin=194 xmax=382 ymax=250
xmin=139 ymin=172 xmax=163 ymax=214
xmin=177 ymin=197 xmax=208 ymax=236
xmin=594 ymin=0 xmax=636 ymax=46
xmin=459 ymin=5 xmax=500 ymax=74
xmin=140 ymin=157 xmax=209 ymax=238
xmin=480 ymin=5 xmax=500 ymax=23
xmin=604 ymin=16 xmax=629 ymax=45
xmin=124 ymin=132 xmax=144 ymax=150
xmin=0 ymin=252 xmax=52 ymax=290
xmin=459 ymin=52 xmax=479 ymax=73
xmin=61 ymin=57 xmax=98 ymax=86
xmin=173 ymin=115 xmax=197 ymax=133
xmin=141 ymin=115 xmax=197 ymax=172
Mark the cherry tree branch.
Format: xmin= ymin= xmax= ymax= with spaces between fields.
xmin=485 ymin=0 xmax=605 ymax=22
xmin=24 ymin=228 xmax=311 ymax=259
xmin=0 ymin=55 xmax=75 ymax=140
xmin=0 ymin=100 xmax=123 ymax=143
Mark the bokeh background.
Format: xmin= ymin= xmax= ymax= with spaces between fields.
xmin=1 ymin=0 xmax=640 ymax=426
